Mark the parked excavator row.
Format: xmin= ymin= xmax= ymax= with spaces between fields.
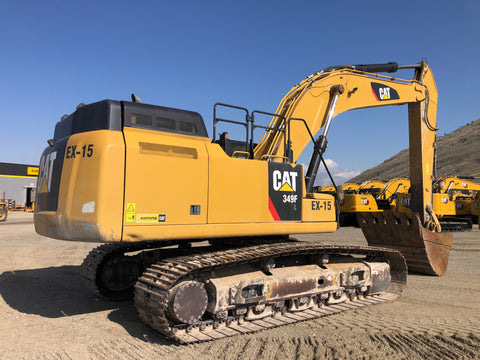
xmin=398 ymin=176 xmax=480 ymax=231
xmin=35 ymin=61 xmax=452 ymax=344
xmin=337 ymin=178 xmax=408 ymax=226
xmin=357 ymin=179 xmax=386 ymax=197
xmin=335 ymin=175 xmax=479 ymax=231
xmin=438 ymin=176 xmax=479 ymax=226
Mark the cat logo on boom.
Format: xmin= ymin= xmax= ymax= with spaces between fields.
xmin=371 ymin=82 xmax=400 ymax=101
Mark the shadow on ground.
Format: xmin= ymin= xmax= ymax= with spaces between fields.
xmin=0 ymin=265 xmax=174 ymax=345
xmin=0 ymin=266 xmax=126 ymax=317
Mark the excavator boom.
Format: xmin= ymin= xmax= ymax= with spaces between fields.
xmin=254 ymin=61 xmax=452 ymax=275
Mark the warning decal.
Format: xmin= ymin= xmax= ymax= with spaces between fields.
xmin=125 ymin=202 xmax=136 ymax=223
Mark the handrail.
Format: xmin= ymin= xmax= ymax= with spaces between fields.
xmin=213 ymin=103 xmax=250 ymax=153
xmin=251 ymin=110 xmax=287 ymax=160
xmin=213 ymin=103 xmax=288 ymax=160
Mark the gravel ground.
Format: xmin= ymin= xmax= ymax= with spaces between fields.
xmin=1 ymin=212 xmax=479 ymax=359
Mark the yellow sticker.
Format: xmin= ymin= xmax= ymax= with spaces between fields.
xmin=27 ymin=167 xmax=39 ymax=176
xmin=125 ymin=202 xmax=136 ymax=223
xmin=426 ymin=164 xmax=430 ymax=175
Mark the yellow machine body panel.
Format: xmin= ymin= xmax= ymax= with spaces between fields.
xmin=340 ymin=194 xmax=378 ymax=213
xmin=35 ymin=130 xmax=125 ymax=242
xmin=302 ymin=193 xmax=336 ymax=222
xmin=206 ymin=145 xmax=271 ymax=224
xmin=121 ymin=130 xmax=337 ymax=241
xmin=433 ymin=193 xmax=456 ymax=216
xmin=397 ymin=193 xmax=457 ymax=217
xmin=34 ymin=101 xmax=337 ymax=243
xmin=454 ymin=196 xmax=476 ymax=217
xmin=122 ymin=127 xmax=210 ymax=227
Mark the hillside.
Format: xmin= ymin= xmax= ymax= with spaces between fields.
xmin=349 ymin=118 xmax=480 ymax=183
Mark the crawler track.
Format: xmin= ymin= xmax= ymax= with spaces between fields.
xmin=80 ymin=240 xmax=197 ymax=300
xmin=80 ymin=237 xmax=296 ymax=300
xmin=134 ymin=242 xmax=406 ymax=344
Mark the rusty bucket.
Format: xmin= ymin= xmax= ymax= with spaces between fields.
xmin=357 ymin=212 xmax=453 ymax=276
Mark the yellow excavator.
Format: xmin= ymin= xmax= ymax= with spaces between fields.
xmin=358 ymin=179 xmax=386 ymax=197
xmin=35 ymin=61 xmax=452 ymax=344
xmin=433 ymin=176 xmax=480 ymax=196
xmin=339 ymin=178 xmax=409 ymax=226
xmin=341 ymin=182 xmax=361 ymax=194
xmin=398 ymin=176 xmax=480 ymax=231
xmin=435 ymin=176 xmax=480 ymax=228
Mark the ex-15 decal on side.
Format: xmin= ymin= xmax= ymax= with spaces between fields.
xmin=268 ymin=163 xmax=302 ymax=221
xmin=311 ymin=200 xmax=332 ymax=211
xmin=65 ymin=144 xmax=95 ymax=159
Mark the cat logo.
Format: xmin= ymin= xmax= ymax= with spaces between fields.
xmin=272 ymin=170 xmax=298 ymax=192
xmin=268 ymin=163 xmax=302 ymax=221
xmin=400 ymin=197 xmax=411 ymax=208
xmin=379 ymin=87 xmax=391 ymax=100
xmin=371 ymin=82 xmax=400 ymax=101
xmin=37 ymin=151 xmax=57 ymax=193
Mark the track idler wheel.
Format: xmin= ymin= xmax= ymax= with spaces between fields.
xmin=98 ymin=254 xmax=143 ymax=300
xmin=358 ymin=212 xmax=453 ymax=276
xmin=167 ymin=281 xmax=208 ymax=324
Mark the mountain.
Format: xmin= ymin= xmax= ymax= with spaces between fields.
xmin=348 ymin=118 xmax=480 ymax=183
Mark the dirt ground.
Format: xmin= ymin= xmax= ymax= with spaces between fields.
xmin=1 ymin=212 xmax=479 ymax=360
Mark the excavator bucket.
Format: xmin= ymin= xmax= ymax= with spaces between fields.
xmin=357 ymin=212 xmax=453 ymax=276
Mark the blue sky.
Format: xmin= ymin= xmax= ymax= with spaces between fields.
xmin=1 ymin=0 xmax=478 ymax=185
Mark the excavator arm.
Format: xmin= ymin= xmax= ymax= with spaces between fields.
xmin=255 ymin=61 xmax=437 ymax=228
xmin=254 ymin=61 xmax=452 ymax=275
xmin=434 ymin=176 xmax=480 ymax=197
